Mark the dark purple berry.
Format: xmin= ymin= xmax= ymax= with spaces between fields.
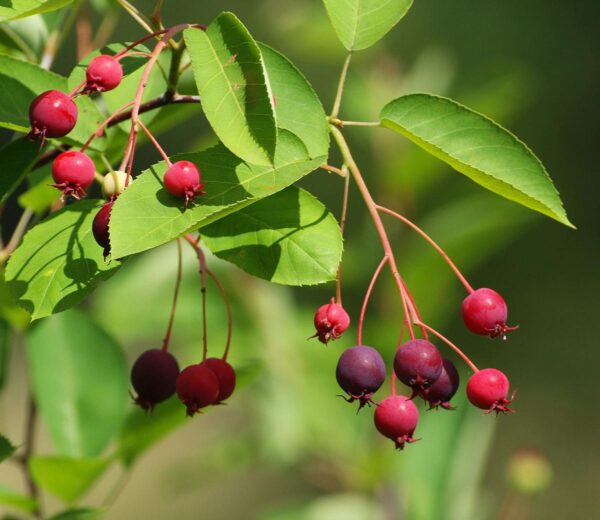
xmin=421 ymin=358 xmax=460 ymax=410
xmin=51 ymin=151 xmax=95 ymax=199
xmin=336 ymin=345 xmax=386 ymax=409
xmin=176 ymin=364 xmax=220 ymax=416
xmin=85 ymin=55 xmax=123 ymax=92
xmin=164 ymin=161 xmax=205 ymax=207
xmin=374 ymin=395 xmax=419 ymax=450
xmin=131 ymin=349 xmax=180 ymax=411
xmin=462 ymin=288 xmax=518 ymax=339
xmin=466 ymin=368 xmax=514 ymax=414
xmin=313 ymin=297 xmax=350 ymax=344
xmin=394 ymin=339 xmax=443 ymax=393
xmin=28 ymin=90 xmax=78 ymax=143
xmin=200 ymin=357 xmax=236 ymax=403
xmin=92 ymin=201 xmax=113 ymax=258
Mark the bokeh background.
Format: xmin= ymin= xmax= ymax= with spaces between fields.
xmin=1 ymin=0 xmax=598 ymax=518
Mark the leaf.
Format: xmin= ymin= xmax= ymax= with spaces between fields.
xmin=380 ymin=94 xmax=573 ymax=227
xmin=29 ymin=456 xmax=109 ymax=503
xmin=184 ymin=13 xmax=276 ymax=165
xmin=5 ymin=199 xmax=121 ymax=320
xmin=0 ymin=0 xmax=73 ymax=22
xmin=0 ymin=269 xmax=30 ymax=329
xmin=109 ymin=130 xmax=325 ymax=258
xmin=202 ymin=187 xmax=342 ymax=285
xmin=48 ymin=508 xmax=104 ymax=520
xmin=0 ymin=137 xmax=39 ymax=203
xmin=259 ymin=43 xmax=329 ymax=159
xmin=322 ymin=0 xmax=413 ymax=51
xmin=0 ymin=435 xmax=16 ymax=462
xmin=0 ymin=485 xmax=37 ymax=513
xmin=17 ymin=172 xmax=60 ymax=214
xmin=25 ymin=309 xmax=129 ymax=456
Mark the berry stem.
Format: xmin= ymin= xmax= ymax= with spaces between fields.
xmin=137 ymin=119 xmax=172 ymax=166
xmin=114 ymin=29 xmax=168 ymax=58
xmin=391 ymin=370 xmax=397 ymax=396
xmin=357 ymin=255 xmax=388 ymax=345
xmin=376 ymin=204 xmax=474 ymax=294
xmin=331 ymin=53 xmax=352 ymax=118
xmin=329 ymin=118 xmax=381 ymax=128
xmin=206 ymin=268 xmax=233 ymax=360
xmin=80 ymin=101 xmax=135 ymax=152
xmin=336 ymin=165 xmax=350 ymax=305
xmin=183 ymin=234 xmax=208 ymax=361
xmin=162 ymin=239 xmax=183 ymax=352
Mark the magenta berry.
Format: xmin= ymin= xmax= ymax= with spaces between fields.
xmin=374 ymin=395 xmax=419 ymax=450
xmin=51 ymin=151 xmax=95 ymax=199
xmin=131 ymin=349 xmax=180 ymax=411
xmin=200 ymin=357 xmax=236 ymax=403
xmin=92 ymin=201 xmax=113 ymax=258
xmin=163 ymin=160 xmax=205 ymax=207
xmin=394 ymin=339 xmax=443 ymax=393
xmin=176 ymin=364 xmax=220 ymax=416
xmin=28 ymin=90 xmax=78 ymax=142
xmin=462 ymin=288 xmax=518 ymax=338
xmin=336 ymin=345 xmax=386 ymax=409
xmin=466 ymin=368 xmax=514 ymax=414
xmin=313 ymin=297 xmax=350 ymax=344
xmin=421 ymin=358 xmax=460 ymax=410
xmin=85 ymin=55 xmax=123 ymax=92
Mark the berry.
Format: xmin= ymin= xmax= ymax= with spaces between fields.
xmin=200 ymin=357 xmax=236 ymax=403
xmin=131 ymin=349 xmax=180 ymax=411
xmin=102 ymin=170 xmax=129 ymax=199
xmin=421 ymin=358 xmax=460 ymax=410
xmin=374 ymin=395 xmax=419 ymax=450
xmin=176 ymin=364 xmax=220 ymax=416
xmin=462 ymin=288 xmax=518 ymax=338
xmin=394 ymin=339 xmax=443 ymax=393
xmin=163 ymin=160 xmax=205 ymax=207
xmin=28 ymin=90 xmax=78 ymax=143
xmin=466 ymin=368 xmax=514 ymax=414
xmin=313 ymin=297 xmax=350 ymax=344
xmin=336 ymin=345 xmax=386 ymax=409
xmin=92 ymin=201 xmax=113 ymax=258
xmin=85 ymin=55 xmax=123 ymax=92
xmin=51 ymin=151 xmax=95 ymax=199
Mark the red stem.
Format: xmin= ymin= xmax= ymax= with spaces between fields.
xmin=113 ymin=29 xmax=169 ymax=59
xmin=416 ymin=322 xmax=479 ymax=373
xmin=335 ymin=166 xmax=350 ymax=305
xmin=137 ymin=119 xmax=172 ymax=165
xmin=206 ymin=268 xmax=233 ymax=360
xmin=357 ymin=255 xmax=387 ymax=345
xmin=183 ymin=234 xmax=208 ymax=361
xmin=80 ymin=101 xmax=134 ymax=152
xmin=162 ymin=239 xmax=183 ymax=351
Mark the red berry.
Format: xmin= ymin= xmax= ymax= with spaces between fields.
xmin=51 ymin=151 xmax=95 ymax=199
xmin=163 ymin=161 xmax=205 ymax=207
xmin=462 ymin=288 xmax=518 ymax=338
xmin=374 ymin=395 xmax=419 ymax=450
xmin=466 ymin=368 xmax=514 ymax=414
xmin=131 ymin=349 xmax=180 ymax=411
xmin=92 ymin=201 xmax=113 ymax=258
xmin=28 ymin=90 xmax=78 ymax=142
xmin=421 ymin=358 xmax=460 ymax=410
xmin=176 ymin=364 xmax=220 ymax=416
xmin=313 ymin=297 xmax=350 ymax=344
xmin=336 ymin=345 xmax=386 ymax=409
xmin=394 ymin=339 xmax=443 ymax=393
xmin=85 ymin=55 xmax=123 ymax=92
xmin=200 ymin=357 xmax=236 ymax=403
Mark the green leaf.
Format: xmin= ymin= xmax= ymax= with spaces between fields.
xmin=0 ymin=434 xmax=16 ymax=462
xmin=380 ymin=94 xmax=573 ymax=227
xmin=29 ymin=456 xmax=109 ymax=503
xmin=322 ymin=0 xmax=413 ymax=51
xmin=109 ymin=130 xmax=325 ymax=258
xmin=26 ymin=309 xmax=128 ymax=456
xmin=0 ymin=269 xmax=30 ymax=330
xmin=5 ymin=199 xmax=121 ymax=320
xmin=0 ymin=137 xmax=39 ymax=203
xmin=202 ymin=187 xmax=341 ymax=285
xmin=17 ymin=172 xmax=60 ymax=214
xmin=259 ymin=43 xmax=329 ymax=159
xmin=0 ymin=485 xmax=37 ymax=513
xmin=48 ymin=508 xmax=104 ymax=520
xmin=0 ymin=0 xmax=73 ymax=22
xmin=184 ymin=13 xmax=276 ymax=165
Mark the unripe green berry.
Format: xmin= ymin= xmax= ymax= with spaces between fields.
xmin=102 ymin=170 xmax=129 ymax=198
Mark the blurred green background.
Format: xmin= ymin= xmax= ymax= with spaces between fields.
xmin=1 ymin=0 xmax=598 ymax=518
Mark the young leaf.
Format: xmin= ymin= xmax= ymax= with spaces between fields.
xmin=322 ymin=0 xmax=413 ymax=51
xmin=29 ymin=456 xmax=110 ymax=503
xmin=380 ymin=94 xmax=573 ymax=227
xmin=0 ymin=434 xmax=16 ymax=462
xmin=25 ymin=309 xmax=129 ymax=457
xmin=202 ymin=187 xmax=342 ymax=286
xmin=184 ymin=13 xmax=276 ymax=165
xmin=109 ymin=130 xmax=325 ymax=259
xmin=4 ymin=199 xmax=121 ymax=320
xmin=0 ymin=485 xmax=37 ymax=514
xmin=259 ymin=43 xmax=329 ymax=159
xmin=0 ymin=0 xmax=73 ymax=23
xmin=0 ymin=137 xmax=40 ymax=203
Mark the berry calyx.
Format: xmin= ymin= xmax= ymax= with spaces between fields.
xmin=313 ymin=297 xmax=350 ymax=344
xmin=394 ymin=339 xmax=443 ymax=393
xmin=28 ymin=90 xmax=78 ymax=143
xmin=462 ymin=288 xmax=518 ymax=339
xmin=131 ymin=349 xmax=180 ymax=411
xmin=85 ymin=55 xmax=124 ymax=93
xmin=163 ymin=161 xmax=205 ymax=207
xmin=374 ymin=395 xmax=420 ymax=450
xmin=200 ymin=357 xmax=236 ymax=403
xmin=466 ymin=368 xmax=514 ymax=414
xmin=92 ymin=201 xmax=113 ymax=258
xmin=102 ymin=170 xmax=129 ymax=199
xmin=336 ymin=345 xmax=386 ymax=409
xmin=51 ymin=151 xmax=95 ymax=199
xmin=176 ymin=364 xmax=220 ymax=416
xmin=421 ymin=357 xmax=460 ymax=410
